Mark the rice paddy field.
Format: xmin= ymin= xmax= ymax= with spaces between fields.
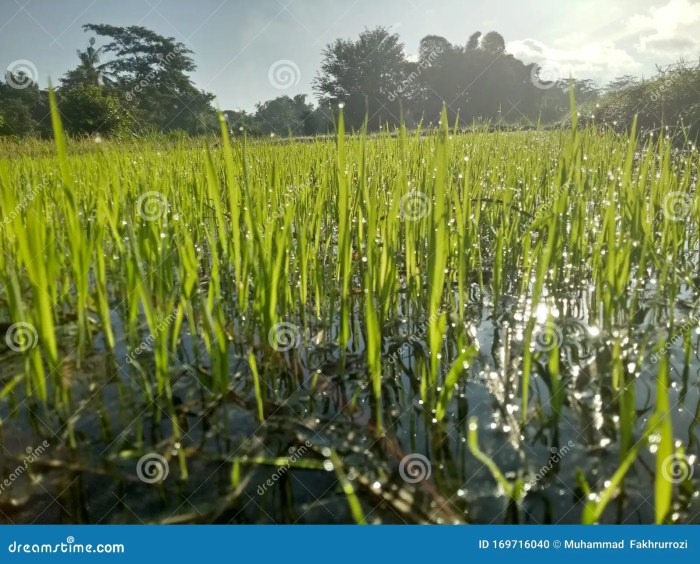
xmin=1 ymin=98 xmax=699 ymax=525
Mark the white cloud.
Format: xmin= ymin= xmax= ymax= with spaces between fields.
xmin=626 ymin=0 xmax=700 ymax=56
xmin=505 ymin=0 xmax=700 ymax=87
xmin=506 ymin=37 xmax=641 ymax=83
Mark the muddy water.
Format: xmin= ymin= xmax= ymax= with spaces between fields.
xmin=1 ymin=269 xmax=699 ymax=525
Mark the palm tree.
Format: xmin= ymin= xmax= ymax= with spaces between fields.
xmin=61 ymin=38 xmax=115 ymax=88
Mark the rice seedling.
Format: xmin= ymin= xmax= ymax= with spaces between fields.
xmin=0 ymin=92 xmax=698 ymax=525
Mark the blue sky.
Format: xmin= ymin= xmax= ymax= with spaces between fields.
xmin=1 ymin=0 xmax=698 ymax=111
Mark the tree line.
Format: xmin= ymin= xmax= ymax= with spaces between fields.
xmin=1 ymin=24 xmax=698 ymax=139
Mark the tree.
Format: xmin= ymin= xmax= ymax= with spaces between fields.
xmin=314 ymin=27 xmax=408 ymax=130
xmin=306 ymin=100 xmax=335 ymax=135
xmin=58 ymin=85 xmax=124 ymax=135
xmin=223 ymin=109 xmax=261 ymax=136
xmin=251 ymin=94 xmax=325 ymax=136
xmin=466 ymin=31 xmax=481 ymax=50
xmin=255 ymin=95 xmax=304 ymax=136
xmin=410 ymin=30 xmax=563 ymax=125
xmin=0 ymin=77 xmax=49 ymax=136
xmin=571 ymin=79 xmax=600 ymax=105
xmin=0 ymin=96 xmax=35 ymax=136
xmin=61 ymin=37 xmax=115 ymax=88
xmin=572 ymin=61 xmax=700 ymax=142
xmin=480 ymin=31 xmax=506 ymax=55
xmin=419 ymin=35 xmax=452 ymax=63
xmin=607 ymin=75 xmax=638 ymax=92
xmin=222 ymin=96 xmax=331 ymax=138
xmin=81 ymin=24 xmax=217 ymax=134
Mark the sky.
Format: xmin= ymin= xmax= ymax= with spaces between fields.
xmin=1 ymin=0 xmax=699 ymax=112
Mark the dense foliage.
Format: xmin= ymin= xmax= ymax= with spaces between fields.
xmin=579 ymin=62 xmax=700 ymax=143
xmin=1 ymin=24 xmax=698 ymax=138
